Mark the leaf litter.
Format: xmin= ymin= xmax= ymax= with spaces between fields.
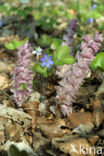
xmin=0 ymin=1 xmax=104 ymax=156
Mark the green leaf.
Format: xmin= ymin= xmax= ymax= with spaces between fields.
xmin=53 ymin=46 xmax=75 ymax=65
xmin=33 ymin=80 xmax=37 ymax=88
xmin=50 ymin=38 xmax=62 ymax=50
xmin=5 ymin=38 xmax=28 ymax=50
xmin=34 ymin=63 xmax=44 ymax=73
xmin=61 ymin=56 xmax=75 ymax=64
xmin=9 ymin=6 xmax=18 ymax=13
xmin=31 ymin=63 xmax=51 ymax=77
xmin=17 ymin=9 xmax=27 ymax=18
xmin=24 ymin=6 xmax=34 ymax=12
xmin=38 ymin=34 xmax=52 ymax=47
xmin=53 ymin=56 xmax=75 ymax=65
xmin=33 ymin=63 xmax=47 ymax=74
xmin=90 ymin=52 xmax=104 ymax=71
xmin=43 ymin=72 xmax=48 ymax=77
xmin=0 ymin=5 xmax=6 ymax=12
xmin=13 ymin=38 xmax=28 ymax=48
xmin=18 ymin=83 xmax=27 ymax=90
xmin=5 ymin=43 xmax=15 ymax=50
xmin=33 ymin=11 xmax=41 ymax=20
xmin=54 ymin=46 xmax=70 ymax=59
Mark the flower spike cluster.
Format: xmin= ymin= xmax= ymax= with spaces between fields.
xmin=63 ymin=18 xmax=78 ymax=55
xmin=56 ymin=33 xmax=103 ymax=116
xmin=56 ymin=19 xmax=78 ymax=78
xmin=11 ymin=41 xmax=33 ymax=107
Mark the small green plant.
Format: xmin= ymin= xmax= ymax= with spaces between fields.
xmin=37 ymin=34 xmax=52 ymax=47
xmin=53 ymin=46 xmax=75 ymax=65
xmin=37 ymin=16 xmax=57 ymax=30
xmin=30 ymin=54 xmax=53 ymax=78
xmin=5 ymin=38 xmax=28 ymax=50
xmin=50 ymin=38 xmax=62 ymax=50
xmin=90 ymin=52 xmax=104 ymax=71
xmin=30 ymin=63 xmax=51 ymax=78
xmin=31 ymin=46 xmax=75 ymax=78
xmin=18 ymin=83 xmax=27 ymax=90
xmin=8 ymin=5 xmax=34 ymax=19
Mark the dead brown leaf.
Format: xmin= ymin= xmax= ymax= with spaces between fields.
xmin=33 ymin=132 xmax=50 ymax=152
xmin=37 ymin=117 xmax=69 ymax=138
xmin=0 ymin=105 xmax=32 ymax=128
xmin=92 ymin=100 xmax=104 ymax=127
xmin=0 ymin=74 xmax=10 ymax=90
xmin=0 ymin=35 xmax=19 ymax=44
xmin=76 ymin=86 xmax=95 ymax=105
xmin=67 ymin=9 xmax=76 ymax=16
xmin=0 ymin=61 xmax=15 ymax=73
xmin=88 ymin=135 xmax=99 ymax=146
xmin=52 ymin=135 xmax=96 ymax=156
xmin=67 ymin=112 xmax=93 ymax=129
xmin=72 ymin=123 xmax=94 ymax=135
xmin=0 ymin=116 xmax=22 ymax=145
xmin=23 ymin=92 xmax=40 ymax=132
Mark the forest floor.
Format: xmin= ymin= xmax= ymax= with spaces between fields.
xmin=0 ymin=1 xmax=104 ymax=156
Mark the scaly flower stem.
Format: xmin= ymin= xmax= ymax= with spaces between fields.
xmin=11 ymin=41 xmax=33 ymax=108
xmin=56 ymin=33 xmax=103 ymax=116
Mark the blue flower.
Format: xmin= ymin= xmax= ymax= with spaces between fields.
xmin=32 ymin=47 xmax=43 ymax=56
xmin=91 ymin=4 xmax=97 ymax=10
xmin=0 ymin=20 xmax=3 ymax=27
xmin=88 ymin=18 xmax=94 ymax=23
xmin=40 ymin=54 xmax=54 ymax=68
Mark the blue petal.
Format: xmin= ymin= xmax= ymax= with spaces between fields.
xmin=40 ymin=57 xmax=45 ymax=62
xmin=91 ymin=4 xmax=97 ymax=10
xmin=41 ymin=62 xmax=46 ymax=67
xmin=48 ymin=56 xmax=52 ymax=60
xmin=43 ymin=54 xmax=48 ymax=59
xmin=0 ymin=20 xmax=3 ymax=27
xmin=46 ymin=62 xmax=50 ymax=68
xmin=49 ymin=60 xmax=54 ymax=65
xmin=88 ymin=18 xmax=94 ymax=23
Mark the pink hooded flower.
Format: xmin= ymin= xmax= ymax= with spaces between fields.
xmin=11 ymin=41 xmax=33 ymax=107
xmin=56 ymin=33 xmax=103 ymax=116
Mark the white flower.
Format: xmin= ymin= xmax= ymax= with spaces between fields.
xmin=32 ymin=47 xmax=43 ymax=56
xmin=44 ymin=2 xmax=51 ymax=7
xmin=20 ymin=0 xmax=29 ymax=4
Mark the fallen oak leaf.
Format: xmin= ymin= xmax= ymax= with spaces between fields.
xmin=71 ymin=123 xmax=94 ymax=135
xmin=92 ymin=100 xmax=104 ymax=127
xmin=37 ymin=117 xmax=69 ymax=139
xmin=0 ymin=105 xmax=32 ymax=128
xmin=52 ymin=136 xmax=95 ymax=156
xmin=23 ymin=92 xmax=41 ymax=132
xmin=67 ymin=112 xmax=93 ymax=129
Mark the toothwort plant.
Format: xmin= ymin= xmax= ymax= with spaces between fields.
xmin=56 ymin=19 xmax=78 ymax=78
xmin=63 ymin=19 xmax=78 ymax=55
xmin=11 ymin=41 xmax=33 ymax=108
xmin=56 ymin=33 xmax=103 ymax=116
